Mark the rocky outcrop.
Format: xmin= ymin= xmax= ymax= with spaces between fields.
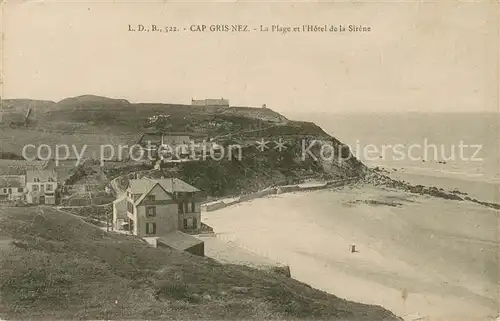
xmin=364 ymin=170 xmax=500 ymax=210
xmin=364 ymin=172 xmax=463 ymax=201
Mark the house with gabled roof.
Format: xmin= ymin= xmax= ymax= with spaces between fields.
xmin=0 ymin=159 xmax=53 ymax=203
xmin=0 ymin=175 xmax=26 ymax=201
xmin=118 ymin=177 xmax=201 ymax=237
xmin=26 ymin=169 xmax=58 ymax=205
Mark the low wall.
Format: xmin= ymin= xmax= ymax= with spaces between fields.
xmin=298 ymin=183 xmax=328 ymax=191
xmin=203 ymin=201 xmax=227 ymax=212
xmin=326 ymin=178 xmax=357 ymax=188
xmin=276 ymin=185 xmax=300 ymax=193
xmin=238 ymin=188 xmax=277 ymax=203
xmin=222 ymin=199 xmax=240 ymax=206
xmin=203 ymin=178 xmax=359 ymax=212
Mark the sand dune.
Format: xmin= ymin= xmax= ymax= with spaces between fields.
xmin=203 ymin=185 xmax=499 ymax=321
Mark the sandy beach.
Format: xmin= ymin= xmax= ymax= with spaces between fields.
xmin=203 ymin=185 xmax=499 ymax=321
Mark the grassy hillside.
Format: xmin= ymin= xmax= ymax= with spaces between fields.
xmin=0 ymin=207 xmax=401 ymax=320
xmin=0 ymin=95 xmax=367 ymax=195
xmin=1 ymin=95 xmax=286 ymax=129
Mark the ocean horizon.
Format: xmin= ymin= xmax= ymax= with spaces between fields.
xmin=289 ymin=112 xmax=499 ymax=181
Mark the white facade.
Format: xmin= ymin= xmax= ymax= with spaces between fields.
xmin=26 ymin=170 xmax=58 ymax=205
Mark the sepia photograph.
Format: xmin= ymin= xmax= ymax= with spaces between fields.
xmin=0 ymin=1 xmax=498 ymax=321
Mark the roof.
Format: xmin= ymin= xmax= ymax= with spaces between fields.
xmin=155 ymin=178 xmax=199 ymax=193
xmin=128 ymin=177 xmax=199 ymax=194
xmin=157 ymin=231 xmax=203 ymax=251
xmin=0 ymin=175 xmax=26 ymax=187
xmin=0 ymin=160 xmax=49 ymax=175
xmin=26 ymin=170 xmax=57 ymax=182
xmin=129 ymin=177 xmax=200 ymax=205
xmin=161 ymin=135 xmax=191 ymax=145
xmin=128 ymin=178 xmax=156 ymax=194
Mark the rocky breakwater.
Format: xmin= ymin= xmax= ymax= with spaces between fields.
xmin=363 ymin=169 xmax=500 ymax=210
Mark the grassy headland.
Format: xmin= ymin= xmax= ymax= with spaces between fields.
xmin=1 ymin=95 xmax=367 ymax=197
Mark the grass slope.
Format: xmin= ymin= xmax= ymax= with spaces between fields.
xmin=1 ymin=95 xmax=367 ymax=196
xmin=0 ymin=206 xmax=401 ymax=320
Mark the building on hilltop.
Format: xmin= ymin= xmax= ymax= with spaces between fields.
xmin=191 ymin=98 xmax=229 ymax=107
xmin=137 ymin=133 xmax=191 ymax=148
xmin=137 ymin=133 xmax=193 ymax=160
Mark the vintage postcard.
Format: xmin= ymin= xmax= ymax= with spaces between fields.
xmin=0 ymin=1 xmax=498 ymax=321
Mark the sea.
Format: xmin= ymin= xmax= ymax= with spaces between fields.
xmin=205 ymin=112 xmax=500 ymax=321
xmin=287 ymin=112 xmax=500 ymax=203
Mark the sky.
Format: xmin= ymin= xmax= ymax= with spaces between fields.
xmin=1 ymin=1 xmax=498 ymax=114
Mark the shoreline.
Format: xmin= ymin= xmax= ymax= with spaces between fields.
xmin=201 ymin=165 xmax=500 ymax=214
xmin=203 ymin=182 xmax=499 ymax=321
xmin=202 ymin=177 xmax=360 ymax=212
xmin=368 ymin=167 xmax=500 ymax=210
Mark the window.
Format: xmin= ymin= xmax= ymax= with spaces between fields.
xmin=191 ymin=202 xmax=196 ymax=212
xmin=193 ymin=217 xmax=198 ymax=229
xmin=146 ymin=206 xmax=156 ymax=217
xmin=32 ymin=185 xmax=39 ymax=192
xmin=18 ymin=188 xmax=23 ymax=193
xmin=146 ymin=195 xmax=155 ymax=201
xmin=7 ymin=188 xmax=12 ymax=194
xmin=184 ymin=202 xmax=189 ymax=213
xmin=46 ymin=184 xmax=53 ymax=191
xmin=146 ymin=222 xmax=156 ymax=235
xmin=178 ymin=203 xmax=184 ymax=214
xmin=183 ymin=218 xmax=188 ymax=229
xmin=48 ymin=177 xmax=54 ymax=182
xmin=2 ymin=188 xmax=6 ymax=193
xmin=33 ymin=178 xmax=40 ymax=183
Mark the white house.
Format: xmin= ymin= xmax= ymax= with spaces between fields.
xmin=113 ymin=177 xmax=201 ymax=236
xmin=26 ymin=170 xmax=58 ymax=205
